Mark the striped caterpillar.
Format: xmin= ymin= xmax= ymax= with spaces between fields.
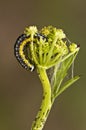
xmin=14 ymin=33 xmax=47 ymax=71
xmin=14 ymin=34 xmax=34 ymax=71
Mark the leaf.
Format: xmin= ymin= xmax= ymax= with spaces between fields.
xmin=51 ymin=51 xmax=79 ymax=98
xmin=54 ymin=75 xmax=80 ymax=98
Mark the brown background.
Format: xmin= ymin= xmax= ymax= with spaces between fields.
xmin=0 ymin=0 xmax=86 ymax=130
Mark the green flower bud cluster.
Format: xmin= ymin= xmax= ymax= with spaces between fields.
xmin=24 ymin=26 xmax=79 ymax=70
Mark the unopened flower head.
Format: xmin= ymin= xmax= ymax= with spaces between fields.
xmin=24 ymin=26 xmax=38 ymax=36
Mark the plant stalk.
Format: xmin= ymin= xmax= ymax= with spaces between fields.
xmin=31 ymin=67 xmax=52 ymax=130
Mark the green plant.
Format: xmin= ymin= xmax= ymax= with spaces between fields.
xmin=14 ymin=26 xmax=80 ymax=130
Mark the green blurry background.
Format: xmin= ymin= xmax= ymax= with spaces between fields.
xmin=0 ymin=0 xmax=85 ymax=130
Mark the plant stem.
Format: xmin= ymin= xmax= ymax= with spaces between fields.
xmin=31 ymin=67 xmax=52 ymax=130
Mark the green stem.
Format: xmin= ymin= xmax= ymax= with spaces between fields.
xmin=30 ymin=34 xmax=39 ymax=65
xmin=45 ymin=37 xmax=57 ymax=65
xmin=31 ymin=67 xmax=52 ymax=130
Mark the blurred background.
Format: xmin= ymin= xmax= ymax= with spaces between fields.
xmin=0 ymin=0 xmax=86 ymax=130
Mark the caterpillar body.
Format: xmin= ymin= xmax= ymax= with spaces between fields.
xmin=14 ymin=34 xmax=34 ymax=71
xmin=14 ymin=33 xmax=47 ymax=71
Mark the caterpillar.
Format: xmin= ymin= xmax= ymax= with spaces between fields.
xmin=14 ymin=33 xmax=47 ymax=71
xmin=14 ymin=34 xmax=34 ymax=71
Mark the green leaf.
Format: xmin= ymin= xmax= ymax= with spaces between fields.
xmin=54 ymin=75 xmax=80 ymax=98
xmin=51 ymin=51 xmax=79 ymax=98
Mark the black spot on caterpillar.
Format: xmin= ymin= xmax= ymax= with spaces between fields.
xmin=14 ymin=34 xmax=34 ymax=71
